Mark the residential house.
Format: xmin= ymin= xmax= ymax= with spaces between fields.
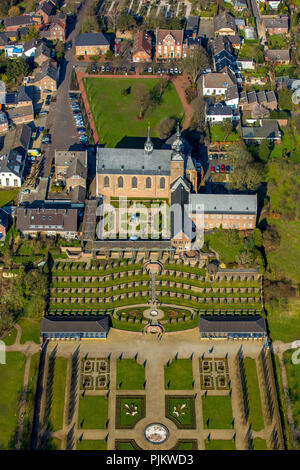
xmin=225 ymin=85 xmax=239 ymax=108
xmin=4 ymin=15 xmax=37 ymax=32
xmin=265 ymin=49 xmax=290 ymax=65
xmin=0 ymin=112 xmax=9 ymax=134
xmin=231 ymin=0 xmax=248 ymax=11
xmin=182 ymin=36 xmax=202 ymax=58
xmin=0 ymin=124 xmax=31 ymax=187
xmin=23 ymin=38 xmax=39 ymax=58
xmin=155 ymin=30 xmax=184 ymax=59
xmin=214 ymin=48 xmax=236 ymax=73
xmin=214 ymin=11 xmax=237 ymax=36
xmin=185 ymin=16 xmax=200 ymax=38
xmin=226 ymin=34 xmax=241 ymax=50
xmin=34 ymin=41 xmax=52 ymax=66
xmin=206 ymin=103 xmax=238 ymax=123
xmin=189 ymin=193 xmax=257 ymax=230
xmin=199 ymin=316 xmax=267 ymax=340
xmin=35 ymin=0 xmax=56 ymax=25
xmin=39 ymin=13 xmax=67 ymax=42
xmin=16 ymin=207 xmax=81 ymax=238
xmin=4 ymin=86 xmax=33 ymax=109
xmin=7 ymin=105 xmax=34 ymax=125
xmin=55 ymin=150 xmax=87 ymax=181
xmin=5 ymin=44 xmax=24 ymax=58
xmin=75 ymin=33 xmax=110 ymax=57
xmin=241 ymin=119 xmax=281 ymax=142
xmin=132 ymin=31 xmax=152 ymax=63
xmin=32 ymin=59 xmax=58 ymax=91
xmin=267 ymin=0 xmax=281 ymax=8
xmin=0 ymin=32 xmax=12 ymax=50
xmin=0 ymin=208 xmax=10 ymax=239
xmin=202 ymin=70 xmax=236 ymax=96
xmin=236 ymin=58 xmax=255 ymax=70
xmin=263 ymin=16 xmax=289 ymax=34
xmin=239 ymin=90 xmax=277 ymax=111
xmin=275 ymin=76 xmax=293 ymax=89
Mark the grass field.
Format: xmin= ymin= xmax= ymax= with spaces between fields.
xmin=202 ymin=395 xmax=233 ymax=429
xmin=252 ymin=437 xmax=267 ymax=450
xmin=205 ymin=439 xmax=236 ymax=450
xmin=273 ymin=354 xmax=293 ymax=449
xmin=19 ymin=318 xmax=41 ymax=344
xmin=0 ymin=352 xmax=26 ymax=449
xmin=165 ymin=359 xmax=194 ymax=390
xmin=0 ymin=188 xmax=19 ymax=207
xmin=266 ymin=298 xmax=300 ymax=343
xmin=76 ymin=440 xmax=107 ymax=450
xmin=83 ymin=77 xmax=184 ymax=148
xmin=243 ymin=357 xmax=264 ymax=432
xmin=205 ymin=229 xmax=245 ymax=264
xmin=265 ymin=219 xmax=300 ymax=284
xmin=283 ymin=350 xmax=300 ymax=432
xmin=116 ymin=358 xmax=145 ymax=390
xmin=48 ymin=357 xmax=67 ymax=432
xmin=78 ymin=396 xmax=108 ymax=429
xmin=2 ymin=327 xmax=17 ymax=346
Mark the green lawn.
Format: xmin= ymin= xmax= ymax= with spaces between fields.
xmin=116 ymin=358 xmax=145 ymax=390
xmin=243 ymin=357 xmax=264 ymax=431
xmin=45 ymin=438 xmax=61 ymax=450
xmin=2 ymin=327 xmax=17 ymax=346
xmin=265 ymin=219 xmax=300 ymax=284
xmin=210 ymin=124 xmax=240 ymax=143
xmin=205 ymin=439 xmax=236 ymax=450
xmin=165 ymin=359 xmax=194 ymax=390
xmin=117 ymin=396 xmax=145 ymax=428
xmin=83 ymin=77 xmax=184 ymax=148
xmin=252 ymin=437 xmax=267 ymax=450
xmin=22 ymin=353 xmax=40 ymax=449
xmin=0 ymin=352 xmax=27 ymax=449
xmin=78 ymin=395 xmax=108 ymax=429
xmin=76 ymin=440 xmax=107 ymax=450
xmin=0 ymin=188 xmax=19 ymax=207
xmin=202 ymin=395 xmax=233 ymax=429
xmin=167 ymin=397 xmax=195 ymax=427
xmin=283 ymin=350 xmax=300 ymax=431
xmin=115 ymin=440 xmax=139 ymax=450
xmin=205 ymin=229 xmax=245 ymax=264
xmin=18 ymin=318 xmax=41 ymax=344
xmin=48 ymin=357 xmax=67 ymax=432
xmin=266 ymin=298 xmax=300 ymax=343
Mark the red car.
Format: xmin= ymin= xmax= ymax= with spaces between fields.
xmin=210 ymin=166 xmax=215 ymax=173
xmin=220 ymin=164 xmax=225 ymax=173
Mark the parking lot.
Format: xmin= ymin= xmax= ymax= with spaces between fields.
xmin=87 ymin=62 xmax=183 ymax=76
xmin=208 ymin=152 xmax=234 ymax=176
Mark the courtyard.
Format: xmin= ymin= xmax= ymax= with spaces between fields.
xmin=82 ymin=77 xmax=184 ymax=148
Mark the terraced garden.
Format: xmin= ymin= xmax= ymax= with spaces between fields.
xmin=48 ymin=259 xmax=263 ymax=330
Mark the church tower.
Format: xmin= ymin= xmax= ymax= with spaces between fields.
xmin=144 ymin=126 xmax=154 ymax=155
xmin=170 ymin=123 xmax=184 ymax=183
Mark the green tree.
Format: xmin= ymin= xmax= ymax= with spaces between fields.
xmin=6 ymin=58 xmax=29 ymax=83
xmin=278 ymin=88 xmax=294 ymax=112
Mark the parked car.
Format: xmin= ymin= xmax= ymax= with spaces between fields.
xmin=130 ymin=66 xmax=135 ymax=72
xmin=45 ymin=95 xmax=51 ymax=106
xmin=225 ymin=165 xmax=230 ymax=173
xmin=66 ymin=41 xmax=72 ymax=50
xmin=209 ymin=154 xmax=213 ymax=160
xmin=230 ymin=165 xmax=234 ymax=172
xmin=210 ymin=166 xmax=215 ymax=173
xmin=220 ymin=164 xmax=225 ymax=173
xmin=101 ymin=65 xmax=105 ymax=72
xmin=148 ymin=66 xmax=152 ymax=73
xmin=92 ymin=64 xmax=97 ymax=73
xmin=215 ymin=165 xmax=220 ymax=173
xmin=39 ymin=110 xmax=48 ymax=116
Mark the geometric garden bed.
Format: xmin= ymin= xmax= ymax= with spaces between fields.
xmin=115 ymin=395 xmax=146 ymax=429
xmin=165 ymin=395 xmax=196 ymax=429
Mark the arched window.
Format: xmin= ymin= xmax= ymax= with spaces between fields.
xmin=160 ymin=177 xmax=165 ymax=189
xmin=132 ymin=176 xmax=137 ymax=189
xmin=104 ymin=176 xmax=109 ymax=187
xmin=146 ymin=177 xmax=152 ymax=189
xmin=118 ymin=176 xmax=123 ymax=188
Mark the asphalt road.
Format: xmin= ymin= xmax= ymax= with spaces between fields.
xmin=40 ymin=0 xmax=94 ymax=177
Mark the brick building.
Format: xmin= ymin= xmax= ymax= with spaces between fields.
xmin=16 ymin=207 xmax=81 ymax=238
xmin=155 ymin=30 xmax=184 ymax=59
xmin=132 ymin=31 xmax=152 ymax=62
xmin=75 ymin=33 xmax=110 ymax=56
xmin=189 ymin=194 xmax=257 ymax=230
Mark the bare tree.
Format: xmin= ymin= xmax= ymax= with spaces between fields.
xmin=183 ymin=46 xmax=210 ymax=84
